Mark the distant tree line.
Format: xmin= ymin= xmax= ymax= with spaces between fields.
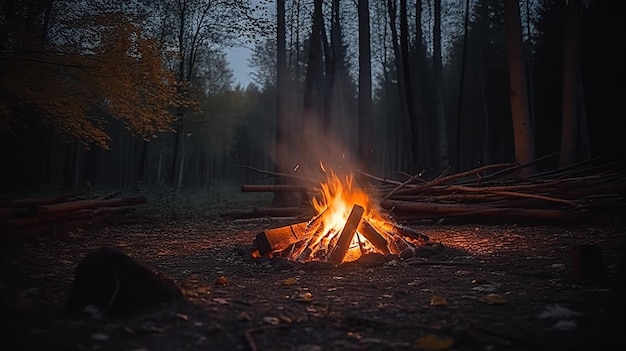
xmin=0 ymin=0 xmax=623 ymax=194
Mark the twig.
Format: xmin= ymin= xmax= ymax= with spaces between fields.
xmin=355 ymin=170 xmax=406 ymax=186
xmin=382 ymin=170 xmax=425 ymax=200
xmin=443 ymin=185 xmax=580 ymax=207
xmin=237 ymin=165 xmax=320 ymax=184
xmin=396 ymin=162 xmax=518 ymax=195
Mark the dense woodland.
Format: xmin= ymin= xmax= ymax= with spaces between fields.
xmin=0 ymin=0 xmax=623 ymax=195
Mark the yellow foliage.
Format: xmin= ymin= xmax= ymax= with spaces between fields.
xmin=0 ymin=12 xmax=191 ymax=149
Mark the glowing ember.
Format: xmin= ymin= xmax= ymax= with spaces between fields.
xmin=287 ymin=163 xmax=400 ymax=263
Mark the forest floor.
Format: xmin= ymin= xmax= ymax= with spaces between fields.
xmin=1 ymin=192 xmax=625 ymax=351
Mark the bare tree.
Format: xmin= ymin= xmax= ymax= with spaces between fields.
xmin=358 ymin=0 xmax=374 ymax=171
xmin=559 ymin=0 xmax=589 ymax=166
xmin=387 ymin=0 xmax=415 ymax=170
xmin=433 ymin=0 xmax=449 ymax=171
xmin=273 ymin=0 xmax=291 ymax=205
xmin=504 ymin=0 xmax=534 ymax=173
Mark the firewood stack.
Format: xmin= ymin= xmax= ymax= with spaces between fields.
xmin=0 ymin=192 xmax=147 ymax=241
xmin=232 ymin=156 xmax=626 ymax=224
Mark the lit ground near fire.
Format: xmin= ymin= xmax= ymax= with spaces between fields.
xmin=1 ymin=214 xmax=624 ymax=351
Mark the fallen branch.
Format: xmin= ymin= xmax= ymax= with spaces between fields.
xmin=234 ymin=158 xmax=624 ymax=223
xmin=0 ymin=193 xmax=147 ymax=241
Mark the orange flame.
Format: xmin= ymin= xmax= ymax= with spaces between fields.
xmin=290 ymin=163 xmax=393 ymax=263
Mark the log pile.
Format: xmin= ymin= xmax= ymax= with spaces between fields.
xmin=0 ymin=192 xmax=147 ymax=241
xmin=232 ymin=156 xmax=625 ymax=223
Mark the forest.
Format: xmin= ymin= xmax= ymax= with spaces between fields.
xmin=1 ymin=2 xmax=625 ymax=350
xmin=0 ymin=0 xmax=623 ymax=195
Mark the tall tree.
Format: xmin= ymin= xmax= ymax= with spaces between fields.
xmin=358 ymin=0 xmax=374 ymax=171
xmin=302 ymin=0 xmax=324 ymax=130
xmin=399 ymin=0 xmax=423 ymax=170
xmin=387 ymin=0 xmax=415 ymax=170
xmin=504 ymin=0 xmax=534 ymax=173
xmin=273 ymin=0 xmax=291 ymax=205
xmin=432 ymin=0 xmax=449 ymax=171
xmin=559 ymin=0 xmax=588 ymax=166
xmin=162 ymin=0 xmax=248 ymax=189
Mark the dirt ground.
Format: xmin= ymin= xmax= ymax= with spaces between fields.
xmin=1 ymin=213 xmax=624 ymax=351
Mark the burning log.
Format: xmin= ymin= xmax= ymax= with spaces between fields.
xmin=254 ymin=222 xmax=310 ymax=256
xmin=357 ymin=220 xmax=390 ymax=255
xmin=328 ymin=204 xmax=365 ymax=265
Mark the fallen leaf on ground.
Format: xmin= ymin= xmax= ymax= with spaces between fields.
xmin=279 ymin=277 xmax=299 ymax=286
xmin=414 ymin=334 xmax=454 ymax=350
xmin=296 ymin=292 xmax=313 ymax=302
xmin=430 ymin=296 xmax=448 ymax=306
xmin=238 ymin=311 xmax=252 ymax=321
xmin=197 ymin=286 xmax=211 ymax=295
xmin=478 ymin=293 xmax=508 ymax=304
xmin=215 ymin=276 xmax=228 ymax=285
xmin=185 ymin=290 xmax=198 ymax=297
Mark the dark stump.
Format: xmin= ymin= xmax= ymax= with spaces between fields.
xmin=67 ymin=246 xmax=182 ymax=316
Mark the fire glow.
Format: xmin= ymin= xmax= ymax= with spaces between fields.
xmin=287 ymin=165 xmax=390 ymax=262
xmin=253 ymin=164 xmax=428 ymax=265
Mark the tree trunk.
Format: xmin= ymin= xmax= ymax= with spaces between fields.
xmin=504 ymin=0 xmax=534 ymax=174
xmin=433 ymin=0 xmax=449 ymax=172
xmin=399 ymin=0 xmax=422 ymax=170
xmin=302 ymin=0 xmax=324 ymax=128
xmin=560 ymin=0 xmax=586 ymax=167
xmin=273 ymin=0 xmax=292 ymax=206
xmin=387 ymin=0 xmax=414 ymax=169
xmin=358 ymin=0 xmax=374 ymax=171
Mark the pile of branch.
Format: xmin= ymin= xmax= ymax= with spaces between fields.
xmin=0 ymin=192 xmax=147 ymax=241
xmin=372 ymin=157 xmax=625 ymax=223
xmin=230 ymin=156 xmax=625 ymax=223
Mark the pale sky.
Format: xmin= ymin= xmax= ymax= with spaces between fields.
xmin=226 ymin=45 xmax=255 ymax=88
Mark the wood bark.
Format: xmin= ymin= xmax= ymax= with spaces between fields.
xmin=504 ymin=0 xmax=535 ymax=174
xmin=387 ymin=0 xmax=415 ymax=168
xmin=433 ymin=0 xmax=449 ymax=171
xmin=0 ymin=193 xmax=147 ymax=241
xmin=329 ymin=204 xmax=364 ymax=265
xmin=273 ymin=0 xmax=292 ymax=206
xmin=560 ymin=0 xmax=587 ymax=167
xmin=399 ymin=0 xmax=421 ymax=170
xmin=358 ymin=0 xmax=375 ymax=171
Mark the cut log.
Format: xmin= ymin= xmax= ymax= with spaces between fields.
xmin=328 ymin=204 xmax=365 ymax=265
xmin=357 ymin=220 xmax=390 ymax=255
xmin=254 ymin=221 xmax=310 ymax=256
xmin=37 ymin=196 xmax=147 ymax=215
xmin=390 ymin=223 xmax=430 ymax=242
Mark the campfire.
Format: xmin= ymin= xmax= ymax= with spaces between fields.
xmin=254 ymin=164 xmax=428 ymax=265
